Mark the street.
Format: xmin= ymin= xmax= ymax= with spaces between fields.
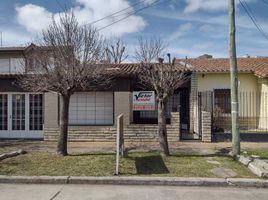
xmin=0 ymin=184 xmax=267 ymax=200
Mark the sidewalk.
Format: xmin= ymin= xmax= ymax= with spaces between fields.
xmin=1 ymin=184 xmax=268 ymax=200
xmin=0 ymin=175 xmax=268 ymax=188
xmin=0 ymin=140 xmax=267 ymax=155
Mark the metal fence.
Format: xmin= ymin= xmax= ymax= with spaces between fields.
xmin=198 ymin=91 xmax=268 ymax=133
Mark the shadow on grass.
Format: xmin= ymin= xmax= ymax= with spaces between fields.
xmin=216 ymin=147 xmax=231 ymax=155
xmin=68 ymin=153 xmax=115 ymax=157
xmin=134 ymin=155 xmax=169 ymax=175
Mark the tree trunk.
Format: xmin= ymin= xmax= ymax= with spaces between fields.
xmin=229 ymin=0 xmax=240 ymax=157
xmin=157 ymin=98 xmax=170 ymax=156
xmin=57 ymin=94 xmax=70 ymax=156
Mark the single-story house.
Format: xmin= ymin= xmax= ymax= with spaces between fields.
xmin=0 ymin=44 xmax=268 ymax=142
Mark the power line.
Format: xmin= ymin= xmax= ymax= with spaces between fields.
xmin=261 ymin=0 xmax=268 ymax=5
xmin=97 ymin=0 xmax=168 ymax=31
xmin=55 ymin=0 xmax=66 ymax=12
xmin=88 ymin=0 xmax=151 ymax=25
xmin=19 ymin=0 xmax=168 ymax=46
xmin=238 ymin=0 xmax=268 ymax=41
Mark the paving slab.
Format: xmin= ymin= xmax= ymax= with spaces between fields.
xmin=206 ymin=160 xmax=221 ymax=165
xmin=211 ymin=167 xmax=237 ymax=178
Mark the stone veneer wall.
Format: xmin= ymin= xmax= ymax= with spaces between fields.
xmin=44 ymin=112 xmax=180 ymax=142
xmin=189 ymin=72 xmax=199 ymax=134
xmin=201 ymin=111 xmax=212 ymax=142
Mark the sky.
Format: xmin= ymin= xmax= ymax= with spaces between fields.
xmin=0 ymin=0 xmax=268 ymax=60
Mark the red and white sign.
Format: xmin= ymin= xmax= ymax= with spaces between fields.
xmin=133 ymin=91 xmax=155 ymax=111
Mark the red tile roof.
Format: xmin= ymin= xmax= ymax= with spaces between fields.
xmin=1 ymin=57 xmax=268 ymax=78
xmin=176 ymin=57 xmax=268 ymax=78
xmin=106 ymin=63 xmax=190 ymax=77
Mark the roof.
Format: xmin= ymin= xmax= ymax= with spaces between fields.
xmin=1 ymin=44 xmax=268 ymax=78
xmin=106 ymin=63 xmax=189 ymax=77
xmin=0 ymin=43 xmax=42 ymax=53
xmin=176 ymin=57 xmax=268 ymax=78
xmin=0 ymin=46 xmax=27 ymax=52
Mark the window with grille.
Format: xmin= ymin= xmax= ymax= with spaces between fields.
xmin=69 ymin=92 xmax=113 ymax=125
xmin=0 ymin=94 xmax=8 ymax=130
xmin=12 ymin=94 xmax=26 ymax=130
xmin=214 ymin=89 xmax=231 ymax=113
xmin=139 ymin=93 xmax=181 ymax=119
xmin=29 ymin=94 xmax=43 ymax=130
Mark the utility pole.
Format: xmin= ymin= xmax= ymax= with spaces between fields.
xmin=0 ymin=31 xmax=2 ymax=47
xmin=229 ymin=0 xmax=240 ymax=156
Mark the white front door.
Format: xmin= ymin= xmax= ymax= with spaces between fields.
xmin=0 ymin=93 xmax=43 ymax=139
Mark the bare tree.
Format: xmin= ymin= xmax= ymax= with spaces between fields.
xmin=135 ymin=37 xmax=189 ymax=156
xmin=20 ymin=12 xmax=111 ymax=156
xmin=105 ymin=38 xmax=128 ymax=63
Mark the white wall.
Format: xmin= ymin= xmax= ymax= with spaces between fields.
xmin=197 ymin=73 xmax=258 ymax=92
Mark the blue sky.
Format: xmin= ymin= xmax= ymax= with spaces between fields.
xmin=0 ymin=0 xmax=268 ymax=60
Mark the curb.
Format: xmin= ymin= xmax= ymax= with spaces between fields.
xmin=237 ymin=155 xmax=268 ymax=178
xmin=0 ymin=176 xmax=268 ymax=188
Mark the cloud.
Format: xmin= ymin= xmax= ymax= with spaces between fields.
xmin=169 ymin=23 xmax=193 ymax=41
xmin=15 ymin=4 xmax=52 ymax=33
xmin=141 ymin=0 xmax=155 ymax=5
xmin=184 ymin=0 xmax=227 ymax=13
xmin=15 ymin=0 xmax=146 ymax=37
xmin=192 ymin=42 xmax=212 ymax=50
xmin=0 ymin=28 xmax=33 ymax=46
xmin=184 ymin=0 xmax=255 ymax=13
xmin=199 ymin=24 xmax=215 ymax=32
xmin=168 ymin=46 xmax=227 ymax=58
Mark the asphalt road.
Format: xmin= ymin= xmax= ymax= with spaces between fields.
xmin=0 ymin=184 xmax=267 ymax=200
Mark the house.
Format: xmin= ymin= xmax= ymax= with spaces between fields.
xmin=177 ymin=57 xmax=268 ymax=141
xmin=0 ymin=44 xmax=268 ymax=142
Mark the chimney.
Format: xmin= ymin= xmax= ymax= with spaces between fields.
xmin=167 ymin=53 xmax=171 ymax=63
xmin=158 ymin=57 xmax=164 ymax=63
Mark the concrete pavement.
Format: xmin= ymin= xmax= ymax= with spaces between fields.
xmin=1 ymin=140 xmax=267 ymax=155
xmin=0 ymin=184 xmax=268 ymax=200
xmin=1 ymin=176 xmax=268 ymax=187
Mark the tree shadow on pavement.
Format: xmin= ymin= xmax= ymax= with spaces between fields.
xmin=134 ymin=155 xmax=169 ymax=174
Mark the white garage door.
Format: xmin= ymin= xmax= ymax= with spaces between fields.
xmin=69 ymin=92 xmax=114 ymax=125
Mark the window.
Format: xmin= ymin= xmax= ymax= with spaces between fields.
xmin=29 ymin=94 xmax=43 ymax=130
xmin=214 ymin=89 xmax=231 ymax=113
xmin=0 ymin=94 xmax=8 ymax=130
xmin=10 ymin=58 xmax=25 ymax=73
xmin=12 ymin=94 xmax=26 ymax=130
xmin=0 ymin=59 xmax=10 ymax=73
xmin=0 ymin=58 xmax=25 ymax=73
xmin=139 ymin=93 xmax=180 ymax=119
xmin=69 ymin=92 xmax=113 ymax=125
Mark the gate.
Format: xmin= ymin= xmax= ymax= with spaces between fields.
xmin=198 ymin=91 xmax=268 ymax=135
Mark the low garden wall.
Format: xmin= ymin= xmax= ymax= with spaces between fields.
xmin=44 ymin=112 xmax=180 ymax=142
xmin=212 ymin=132 xmax=268 ymax=142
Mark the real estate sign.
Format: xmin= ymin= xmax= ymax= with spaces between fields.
xmin=133 ymin=91 xmax=155 ymax=111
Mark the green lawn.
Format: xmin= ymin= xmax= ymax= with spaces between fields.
xmin=243 ymin=150 xmax=268 ymax=159
xmin=0 ymin=152 xmax=255 ymax=178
